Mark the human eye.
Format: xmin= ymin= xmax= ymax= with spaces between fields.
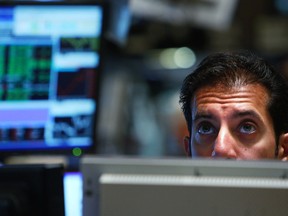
xmin=197 ymin=122 xmax=216 ymax=135
xmin=239 ymin=122 xmax=256 ymax=134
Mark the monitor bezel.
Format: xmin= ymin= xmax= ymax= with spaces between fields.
xmin=0 ymin=0 xmax=108 ymax=158
xmin=81 ymin=156 xmax=288 ymax=216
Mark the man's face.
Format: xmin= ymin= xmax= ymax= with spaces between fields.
xmin=189 ymin=83 xmax=277 ymax=159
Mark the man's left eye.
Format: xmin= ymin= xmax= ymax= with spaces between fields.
xmin=239 ymin=123 xmax=256 ymax=134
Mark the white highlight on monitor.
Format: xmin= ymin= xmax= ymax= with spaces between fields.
xmin=14 ymin=6 xmax=103 ymax=36
xmin=51 ymin=99 xmax=95 ymax=116
xmin=54 ymin=52 xmax=99 ymax=70
xmin=64 ymin=172 xmax=83 ymax=216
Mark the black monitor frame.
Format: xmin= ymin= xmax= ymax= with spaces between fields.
xmin=0 ymin=163 xmax=65 ymax=216
xmin=0 ymin=0 xmax=108 ymax=158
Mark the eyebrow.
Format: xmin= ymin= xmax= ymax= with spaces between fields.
xmin=193 ymin=113 xmax=213 ymax=122
xmin=231 ymin=110 xmax=263 ymax=121
xmin=193 ymin=110 xmax=263 ymax=122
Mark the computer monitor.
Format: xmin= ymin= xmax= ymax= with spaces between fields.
xmin=0 ymin=163 xmax=65 ymax=216
xmin=81 ymin=156 xmax=288 ymax=216
xmin=0 ymin=1 xmax=106 ymax=157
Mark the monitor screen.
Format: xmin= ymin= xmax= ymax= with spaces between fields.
xmin=0 ymin=1 xmax=106 ymax=156
xmin=81 ymin=156 xmax=288 ymax=216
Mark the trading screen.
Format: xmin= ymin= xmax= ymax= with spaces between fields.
xmin=0 ymin=4 xmax=103 ymax=152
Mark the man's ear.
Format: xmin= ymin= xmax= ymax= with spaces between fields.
xmin=278 ymin=133 xmax=288 ymax=161
xmin=183 ymin=136 xmax=191 ymax=157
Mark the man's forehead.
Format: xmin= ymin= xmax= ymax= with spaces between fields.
xmin=191 ymin=83 xmax=271 ymax=117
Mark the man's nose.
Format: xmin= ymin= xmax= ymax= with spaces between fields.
xmin=212 ymin=127 xmax=237 ymax=159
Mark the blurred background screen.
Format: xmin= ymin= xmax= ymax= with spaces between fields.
xmin=0 ymin=1 xmax=106 ymax=158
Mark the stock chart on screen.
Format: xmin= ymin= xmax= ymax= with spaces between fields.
xmin=0 ymin=2 xmax=105 ymax=154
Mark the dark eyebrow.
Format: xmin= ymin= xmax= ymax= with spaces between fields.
xmin=193 ymin=110 xmax=263 ymax=122
xmin=193 ymin=113 xmax=213 ymax=122
xmin=232 ymin=110 xmax=263 ymax=121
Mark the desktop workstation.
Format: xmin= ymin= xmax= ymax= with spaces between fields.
xmin=1 ymin=1 xmax=288 ymax=216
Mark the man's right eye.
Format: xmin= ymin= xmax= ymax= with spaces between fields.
xmin=197 ymin=123 xmax=216 ymax=135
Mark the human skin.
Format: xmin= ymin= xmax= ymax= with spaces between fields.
xmin=184 ymin=83 xmax=288 ymax=160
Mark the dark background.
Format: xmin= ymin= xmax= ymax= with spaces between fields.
xmin=95 ymin=0 xmax=288 ymax=157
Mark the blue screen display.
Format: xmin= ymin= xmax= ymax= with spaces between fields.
xmin=0 ymin=2 xmax=104 ymax=154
